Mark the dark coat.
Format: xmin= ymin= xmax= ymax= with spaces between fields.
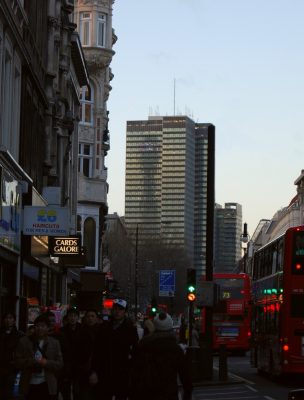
xmin=91 ymin=318 xmax=139 ymax=397
xmin=15 ymin=335 xmax=63 ymax=396
xmin=0 ymin=327 xmax=24 ymax=399
xmin=0 ymin=326 xmax=24 ymax=377
xmin=60 ymin=323 xmax=82 ymax=378
xmin=130 ymin=331 xmax=192 ymax=400
xmin=76 ymin=324 xmax=100 ymax=383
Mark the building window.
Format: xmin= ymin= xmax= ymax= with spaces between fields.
xmin=79 ymin=85 xmax=93 ymax=124
xmin=77 ymin=215 xmax=82 ymax=233
xmin=2 ymin=37 xmax=13 ymax=150
xmin=84 ymin=217 xmax=96 ymax=267
xmin=78 ymin=143 xmax=93 ymax=177
xmin=97 ymin=13 xmax=106 ymax=47
xmin=79 ymin=12 xmax=91 ymax=46
xmin=10 ymin=54 xmax=21 ymax=160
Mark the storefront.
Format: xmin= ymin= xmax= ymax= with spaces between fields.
xmin=0 ymin=148 xmax=31 ymax=324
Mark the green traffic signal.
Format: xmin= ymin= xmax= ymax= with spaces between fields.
xmin=188 ymin=285 xmax=195 ymax=293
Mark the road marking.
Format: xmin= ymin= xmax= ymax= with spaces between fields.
xmin=264 ymin=397 xmax=276 ymax=400
xmin=228 ymin=371 xmax=256 ymax=385
xmin=246 ymin=385 xmax=258 ymax=392
xmin=213 ymin=366 xmax=255 ymax=385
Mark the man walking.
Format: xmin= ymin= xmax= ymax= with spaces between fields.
xmin=15 ymin=314 xmax=63 ymax=400
xmin=89 ymin=299 xmax=138 ymax=400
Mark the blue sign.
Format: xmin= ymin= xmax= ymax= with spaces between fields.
xmin=159 ymin=270 xmax=175 ymax=297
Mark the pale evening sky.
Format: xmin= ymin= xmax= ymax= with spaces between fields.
xmin=107 ymin=0 xmax=304 ymax=235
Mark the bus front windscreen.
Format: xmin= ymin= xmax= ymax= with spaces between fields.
xmin=292 ymin=231 xmax=304 ymax=274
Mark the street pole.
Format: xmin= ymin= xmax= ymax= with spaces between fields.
xmin=201 ymin=124 xmax=215 ymax=381
xmin=134 ymin=224 xmax=138 ymax=320
xmin=188 ymin=301 xmax=193 ymax=346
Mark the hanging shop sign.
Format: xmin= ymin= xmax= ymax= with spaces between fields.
xmin=23 ymin=206 xmax=69 ymax=236
xmin=49 ymin=236 xmax=82 ymax=256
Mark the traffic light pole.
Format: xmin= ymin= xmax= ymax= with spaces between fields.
xmin=188 ymin=301 xmax=193 ymax=346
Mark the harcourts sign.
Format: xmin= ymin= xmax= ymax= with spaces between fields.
xmin=49 ymin=236 xmax=81 ymax=256
xmin=23 ymin=206 xmax=69 ymax=236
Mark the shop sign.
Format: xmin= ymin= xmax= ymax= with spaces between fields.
xmin=0 ymin=166 xmax=22 ymax=252
xmin=49 ymin=236 xmax=81 ymax=256
xmin=23 ymin=206 xmax=69 ymax=236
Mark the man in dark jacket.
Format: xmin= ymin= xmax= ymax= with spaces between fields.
xmin=89 ymin=299 xmax=139 ymax=400
xmin=60 ymin=308 xmax=82 ymax=400
xmin=78 ymin=309 xmax=100 ymax=400
xmin=130 ymin=312 xmax=192 ymax=400
xmin=0 ymin=312 xmax=24 ymax=400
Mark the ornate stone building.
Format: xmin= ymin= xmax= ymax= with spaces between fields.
xmin=73 ymin=0 xmax=116 ymax=270
xmin=0 ymin=0 xmax=89 ymax=327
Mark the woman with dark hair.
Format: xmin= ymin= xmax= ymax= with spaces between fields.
xmin=15 ymin=314 xmax=63 ymax=400
xmin=0 ymin=312 xmax=24 ymax=400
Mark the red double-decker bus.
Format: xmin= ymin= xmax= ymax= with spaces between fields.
xmin=251 ymin=225 xmax=304 ymax=376
xmin=211 ymin=273 xmax=252 ymax=354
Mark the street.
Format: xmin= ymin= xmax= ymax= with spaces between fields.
xmin=191 ymin=353 xmax=304 ymax=400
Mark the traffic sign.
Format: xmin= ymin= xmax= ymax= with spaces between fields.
xmin=159 ymin=270 xmax=175 ymax=297
xmin=196 ymin=281 xmax=215 ymax=307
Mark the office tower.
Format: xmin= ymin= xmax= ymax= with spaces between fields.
xmin=125 ymin=116 xmax=215 ymax=274
xmin=214 ymin=203 xmax=243 ymax=273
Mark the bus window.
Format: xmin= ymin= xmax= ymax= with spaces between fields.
xmin=293 ymin=232 xmax=304 ymax=274
xmin=290 ymin=294 xmax=304 ymax=318
xmin=272 ymin=249 xmax=277 ymax=275
xmin=277 ymin=239 xmax=284 ymax=272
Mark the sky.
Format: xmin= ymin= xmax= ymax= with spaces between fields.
xmin=107 ymin=0 xmax=304 ymax=236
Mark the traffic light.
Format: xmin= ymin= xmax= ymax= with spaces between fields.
xmin=187 ymin=268 xmax=196 ymax=302
xmin=150 ymin=297 xmax=158 ymax=316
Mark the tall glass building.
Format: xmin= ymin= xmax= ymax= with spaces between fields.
xmin=214 ymin=202 xmax=243 ymax=273
xmin=125 ymin=116 xmax=215 ymax=274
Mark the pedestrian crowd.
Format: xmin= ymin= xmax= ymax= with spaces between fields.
xmin=0 ymin=299 xmax=192 ymax=400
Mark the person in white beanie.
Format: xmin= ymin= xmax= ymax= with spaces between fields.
xmin=130 ymin=312 xmax=192 ymax=400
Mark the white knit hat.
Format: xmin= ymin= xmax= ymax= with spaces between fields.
xmin=153 ymin=312 xmax=173 ymax=331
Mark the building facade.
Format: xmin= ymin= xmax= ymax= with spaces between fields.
xmin=0 ymin=0 xmax=89 ymax=327
xmin=214 ymin=202 xmax=243 ymax=273
xmin=125 ymin=116 xmax=215 ymax=275
xmin=73 ymin=0 xmax=116 ymax=270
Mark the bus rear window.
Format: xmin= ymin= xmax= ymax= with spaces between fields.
xmin=291 ymin=294 xmax=304 ymax=317
xmin=215 ymin=278 xmax=245 ymax=300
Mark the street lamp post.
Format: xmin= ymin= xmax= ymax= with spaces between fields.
xmin=240 ymin=222 xmax=250 ymax=273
